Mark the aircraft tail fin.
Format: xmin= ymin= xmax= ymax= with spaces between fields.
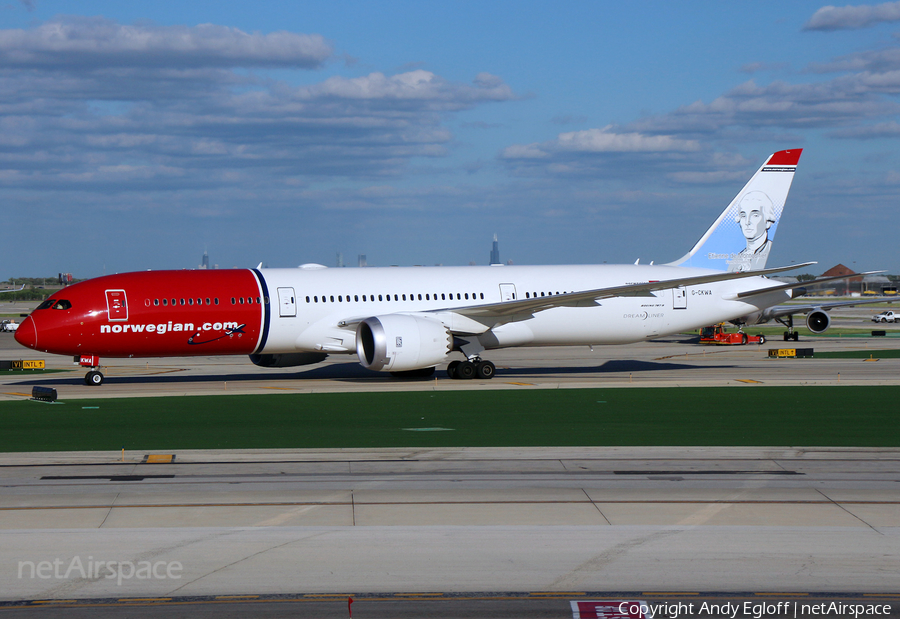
xmin=669 ymin=149 xmax=802 ymax=272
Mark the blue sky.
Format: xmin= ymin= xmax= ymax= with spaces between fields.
xmin=2 ymin=0 xmax=900 ymax=278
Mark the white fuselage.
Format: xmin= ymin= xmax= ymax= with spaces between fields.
xmin=256 ymin=264 xmax=789 ymax=356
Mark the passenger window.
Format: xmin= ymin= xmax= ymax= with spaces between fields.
xmin=306 ymin=296 xmax=310 ymax=303
xmin=206 ymin=298 xmax=211 ymax=305
xmin=154 ymin=299 xmax=160 ymax=306
xmin=163 ymin=299 xmax=168 ymax=306
xmin=188 ymin=298 xmax=193 ymax=306
xmin=214 ymin=298 xmax=219 ymax=305
xmin=330 ymin=296 xmax=335 ymax=302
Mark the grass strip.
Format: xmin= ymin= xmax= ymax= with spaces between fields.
xmin=812 ymin=349 xmax=900 ymax=359
xmin=1 ymin=386 xmax=899 ymax=451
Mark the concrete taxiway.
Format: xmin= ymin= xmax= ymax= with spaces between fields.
xmin=1 ymin=305 xmax=899 ymax=614
xmin=0 ymin=446 xmax=898 ymax=602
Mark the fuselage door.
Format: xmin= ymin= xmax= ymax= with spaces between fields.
xmin=673 ymin=287 xmax=687 ymax=310
xmin=277 ymin=287 xmax=297 ymax=317
xmin=499 ymin=283 xmax=517 ymax=302
xmin=105 ymin=289 xmax=128 ymax=321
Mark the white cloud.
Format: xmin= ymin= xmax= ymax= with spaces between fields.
xmin=805 ymin=1 xmax=900 ymax=30
xmin=555 ymin=127 xmax=700 ymax=153
xmin=0 ymin=18 xmax=519 ymax=194
xmin=0 ymin=16 xmax=333 ymax=68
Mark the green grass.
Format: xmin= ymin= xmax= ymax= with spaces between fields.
xmin=1 ymin=386 xmax=899 ymax=451
xmin=813 ymin=349 xmax=900 ymax=359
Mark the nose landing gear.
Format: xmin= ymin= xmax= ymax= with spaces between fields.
xmin=84 ymin=370 xmax=104 ymax=386
xmin=76 ymin=354 xmax=104 ymax=386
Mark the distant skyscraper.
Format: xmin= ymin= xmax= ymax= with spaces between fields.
xmin=358 ymin=254 xmax=367 ymax=268
xmin=337 ymin=252 xmax=344 ymax=268
xmin=490 ymin=234 xmax=501 ymax=265
xmin=200 ymin=249 xmax=209 ymax=270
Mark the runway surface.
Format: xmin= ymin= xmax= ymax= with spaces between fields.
xmin=1 ymin=305 xmax=899 ymax=615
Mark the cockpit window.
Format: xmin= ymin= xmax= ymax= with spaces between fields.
xmin=36 ymin=298 xmax=72 ymax=310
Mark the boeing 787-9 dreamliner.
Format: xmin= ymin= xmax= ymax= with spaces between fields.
xmin=14 ymin=149 xmax=880 ymax=385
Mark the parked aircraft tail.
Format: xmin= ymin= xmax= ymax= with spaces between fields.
xmin=670 ymin=149 xmax=802 ymax=272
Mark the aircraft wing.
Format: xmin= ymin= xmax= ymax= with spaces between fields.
xmin=452 ymin=262 xmax=816 ymax=319
xmin=0 ymin=286 xmax=24 ymax=294
xmin=763 ymin=296 xmax=895 ymax=320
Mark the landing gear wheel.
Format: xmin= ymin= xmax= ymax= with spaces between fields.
xmin=793 ymin=332 xmax=800 ymax=341
xmin=456 ymin=360 xmax=476 ymax=380
xmin=85 ymin=370 xmax=104 ymax=386
xmin=447 ymin=360 xmax=461 ymax=379
xmin=783 ymin=332 xmax=790 ymax=341
xmin=475 ymin=360 xmax=495 ymax=379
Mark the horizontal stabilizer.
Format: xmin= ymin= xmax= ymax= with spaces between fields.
xmin=733 ymin=271 xmax=884 ymax=300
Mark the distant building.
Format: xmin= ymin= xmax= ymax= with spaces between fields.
xmin=336 ymin=253 xmax=344 ymax=268
xmin=358 ymin=254 xmax=367 ymax=268
xmin=200 ymin=250 xmax=209 ymax=270
xmin=490 ymin=234 xmax=501 ymax=265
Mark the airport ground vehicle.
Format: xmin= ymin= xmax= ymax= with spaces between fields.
xmin=872 ymin=310 xmax=899 ymax=323
xmin=699 ymin=324 xmax=765 ymax=345
xmin=0 ymin=320 xmax=18 ymax=333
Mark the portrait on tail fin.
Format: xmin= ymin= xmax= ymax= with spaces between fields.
xmin=727 ymin=190 xmax=777 ymax=272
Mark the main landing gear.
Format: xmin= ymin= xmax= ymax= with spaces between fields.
xmin=446 ymin=358 xmax=496 ymax=380
xmin=777 ymin=315 xmax=800 ymax=341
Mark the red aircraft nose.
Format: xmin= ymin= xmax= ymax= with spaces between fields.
xmin=14 ymin=315 xmax=37 ymax=350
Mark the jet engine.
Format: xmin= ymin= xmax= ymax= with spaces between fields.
xmin=249 ymin=352 xmax=328 ymax=368
xmin=356 ymin=314 xmax=452 ymax=372
xmin=806 ymin=309 xmax=831 ymax=334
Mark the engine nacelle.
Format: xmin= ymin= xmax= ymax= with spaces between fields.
xmin=249 ymin=352 xmax=328 ymax=368
xmin=356 ymin=314 xmax=452 ymax=372
xmin=806 ymin=309 xmax=831 ymax=334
